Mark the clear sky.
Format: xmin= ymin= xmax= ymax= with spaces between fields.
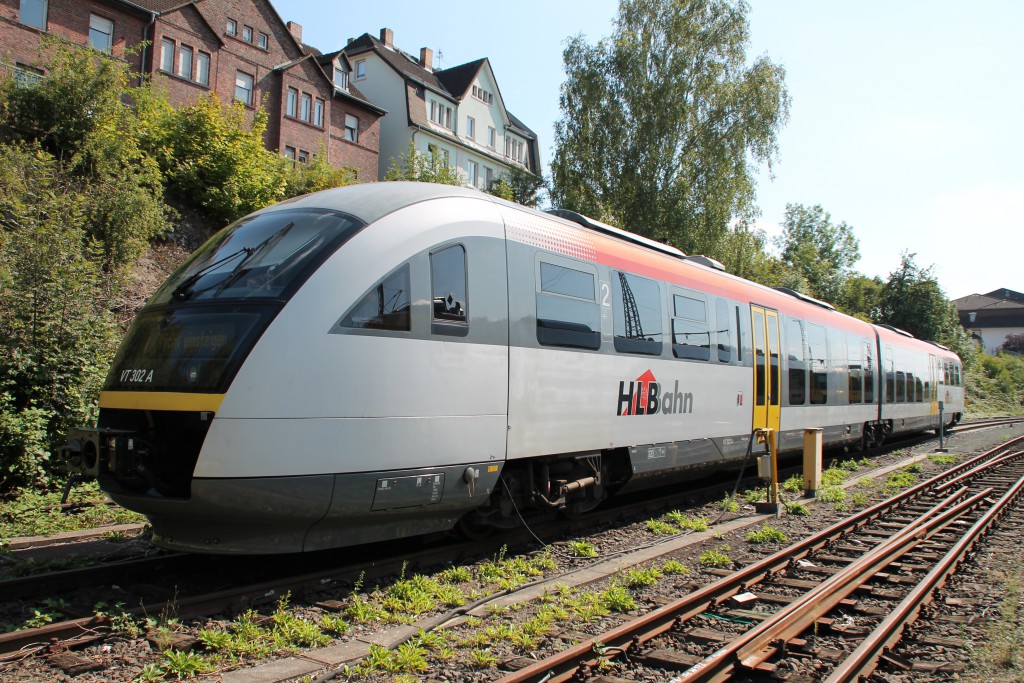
xmin=276 ymin=0 xmax=1022 ymax=301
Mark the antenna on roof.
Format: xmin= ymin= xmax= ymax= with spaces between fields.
xmin=436 ymin=49 xmax=443 ymax=69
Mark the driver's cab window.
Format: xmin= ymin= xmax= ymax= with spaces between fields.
xmin=431 ymin=244 xmax=468 ymax=336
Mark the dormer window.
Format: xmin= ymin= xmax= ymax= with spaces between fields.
xmin=333 ymin=65 xmax=349 ymax=91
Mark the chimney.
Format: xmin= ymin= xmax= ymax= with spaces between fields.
xmin=380 ymin=28 xmax=394 ymax=49
xmin=286 ymin=21 xmax=302 ymax=44
xmin=420 ymin=47 xmax=433 ymax=71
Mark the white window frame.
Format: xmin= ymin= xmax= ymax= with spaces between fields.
xmin=344 ymin=114 xmax=359 ymax=142
xmin=314 ymin=98 xmax=324 ymax=128
xmin=196 ymin=51 xmax=210 ymax=86
xmin=242 ymin=25 xmax=253 ymax=43
xmin=468 ymin=160 xmax=479 ymax=188
xmin=160 ymin=38 xmax=174 ymax=72
xmin=88 ymin=14 xmax=114 ymax=52
xmin=19 ymin=0 xmax=47 ymax=30
xmin=258 ymin=32 xmax=269 ymax=50
xmin=333 ymin=66 xmax=348 ymax=91
xmin=466 ymin=116 xmax=475 ymax=140
xmin=235 ymin=70 xmax=254 ymax=105
xmin=300 ymin=92 xmax=311 ymax=122
xmin=178 ymin=44 xmax=193 ymax=80
xmin=487 ymin=126 xmax=496 ymax=149
xmin=355 ymin=60 xmax=366 ymax=79
xmin=226 ymin=18 xmax=237 ymax=36
xmin=286 ymin=87 xmax=297 ymax=117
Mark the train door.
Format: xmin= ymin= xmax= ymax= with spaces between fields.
xmin=751 ymin=305 xmax=781 ymax=434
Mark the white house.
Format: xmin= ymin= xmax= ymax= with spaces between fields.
xmin=955 ymin=289 xmax=1024 ymax=354
xmin=343 ymin=28 xmax=541 ymax=188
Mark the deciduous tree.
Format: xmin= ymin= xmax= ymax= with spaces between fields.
xmin=775 ymin=203 xmax=860 ymax=305
xmin=550 ymin=0 xmax=790 ymax=255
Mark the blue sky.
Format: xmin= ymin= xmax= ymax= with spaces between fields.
xmin=277 ymin=0 xmax=1022 ymax=300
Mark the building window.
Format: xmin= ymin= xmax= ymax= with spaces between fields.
xmin=355 ymin=60 xmax=366 ymax=79
xmin=19 ymin=0 xmax=47 ymax=30
xmin=226 ymin=19 xmax=237 ymax=36
xmin=160 ymin=38 xmax=174 ymax=72
xmin=258 ymin=32 xmax=269 ymax=49
xmin=242 ymin=25 xmax=253 ymax=43
xmin=88 ymin=14 xmax=114 ymax=52
xmin=178 ymin=44 xmax=193 ymax=79
xmin=196 ymin=51 xmax=210 ymax=86
xmin=314 ymin=99 xmax=324 ymax=127
xmin=300 ymin=92 xmax=311 ymax=121
xmin=344 ymin=114 xmax=359 ymax=142
xmin=471 ymin=84 xmax=494 ymax=105
xmin=484 ymin=167 xmax=493 ymax=188
xmin=235 ymin=71 xmax=254 ymax=105
xmin=286 ymin=88 xmax=297 ymax=117
xmin=297 ymin=149 xmax=309 ymax=163
xmin=466 ymin=116 xmax=475 ymax=140
xmin=467 ymin=160 xmax=478 ymax=187
xmin=283 ymin=146 xmax=296 ymax=161
xmin=333 ymin=66 xmax=348 ymax=91
xmin=487 ymin=126 xmax=496 ymax=149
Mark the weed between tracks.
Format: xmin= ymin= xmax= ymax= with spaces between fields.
xmin=0 ymin=481 xmax=146 ymax=545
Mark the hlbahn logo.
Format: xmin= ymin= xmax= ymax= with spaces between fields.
xmin=617 ymin=370 xmax=693 ymax=416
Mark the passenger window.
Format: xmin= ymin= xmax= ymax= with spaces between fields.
xmin=807 ymin=323 xmax=828 ymax=404
xmin=715 ymin=299 xmax=734 ymax=363
xmin=915 ymin=376 xmax=924 ymax=402
xmin=885 ymin=347 xmax=895 ymax=403
xmin=896 ymin=370 xmax=906 ymax=403
xmin=341 ymin=265 xmax=411 ymax=331
xmin=863 ymin=342 xmax=875 ymax=403
xmin=430 ymin=244 xmax=468 ymax=336
xmin=847 ymin=335 xmax=863 ymax=404
xmin=671 ymin=293 xmax=710 ymax=361
xmin=612 ymin=271 xmax=662 ymax=355
xmin=906 ymin=372 xmax=916 ymax=402
xmin=787 ymin=319 xmax=806 ymax=405
xmin=954 ymin=363 xmax=961 ymax=386
xmin=536 ymin=261 xmax=600 ymax=350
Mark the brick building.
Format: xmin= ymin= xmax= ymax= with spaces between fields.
xmin=0 ymin=0 xmax=385 ymax=179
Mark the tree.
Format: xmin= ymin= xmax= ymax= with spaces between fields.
xmin=835 ymin=274 xmax=883 ymax=322
xmin=487 ymin=165 xmax=546 ymax=207
xmin=1002 ymin=333 xmax=1024 ymax=355
xmin=876 ymin=252 xmax=960 ymax=344
xmin=384 ymin=142 xmax=461 ymax=185
xmin=716 ymin=220 xmax=800 ymax=289
xmin=550 ymin=0 xmax=790 ymax=255
xmin=775 ymin=203 xmax=860 ymax=305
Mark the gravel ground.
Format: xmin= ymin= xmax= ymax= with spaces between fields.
xmin=2 ymin=424 xmax=1022 ymax=683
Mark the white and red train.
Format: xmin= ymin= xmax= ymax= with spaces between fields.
xmin=61 ymin=183 xmax=964 ymax=553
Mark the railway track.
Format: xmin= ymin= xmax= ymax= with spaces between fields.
xmin=0 ymin=419 xmax=1018 ymax=670
xmin=494 ymin=431 xmax=1024 ymax=682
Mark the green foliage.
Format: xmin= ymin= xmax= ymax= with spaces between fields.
xmin=384 ymin=141 xmax=462 ymax=185
xmin=599 ymin=584 xmax=636 ymax=612
xmin=1003 ymin=333 xmax=1024 ymax=355
xmin=821 ymin=467 xmax=848 ymax=487
xmin=144 ymin=93 xmax=288 ymax=225
xmin=550 ymin=0 xmax=790 ymax=255
xmin=885 ymin=471 xmax=917 ymax=491
xmin=775 ymin=203 xmax=860 ymax=305
xmin=487 ymin=165 xmax=546 ymax=207
xmin=622 ymin=565 xmax=662 ymax=588
xmin=661 ymin=560 xmax=690 ymax=575
xmin=876 ymin=252 xmax=960 ymax=344
xmin=817 ymin=486 xmax=846 ymax=503
xmin=568 ymin=540 xmax=598 ymax=557
xmin=283 ymin=145 xmax=358 ymax=199
xmin=718 ymin=494 xmax=740 ymax=513
xmin=968 ymin=353 xmax=1024 ymax=416
xmin=0 ymin=144 xmax=121 ymax=488
xmin=664 ymin=510 xmax=710 ymax=532
xmin=745 ymin=524 xmax=787 ymax=544
xmin=646 ymin=519 xmax=678 ymax=535
xmin=784 ymin=500 xmax=810 ymax=516
xmin=782 ymin=475 xmax=804 ymax=493
xmin=699 ymin=546 xmax=732 ymax=568
xmin=928 ymin=453 xmax=957 ymax=466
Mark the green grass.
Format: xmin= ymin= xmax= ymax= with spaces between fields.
xmin=0 ymin=481 xmax=146 ymax=542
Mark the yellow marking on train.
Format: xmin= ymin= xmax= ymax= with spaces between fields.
xmin=99 ymin=391 xmax=224 ymax=413
xmin=487 ymin=465 xmax=499 ymax=473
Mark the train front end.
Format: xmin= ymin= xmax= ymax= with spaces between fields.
xmin=61 ymin=204 xmax=366 ymax=553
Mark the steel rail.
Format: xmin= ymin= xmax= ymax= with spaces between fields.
xmin=494 ymin=439 xmax=1024 ymax=683
xmin=824 ymin=453 xmax=1024 ymax=682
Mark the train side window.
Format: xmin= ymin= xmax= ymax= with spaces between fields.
xmin=906 ymin=372 xmax=916 ymax=402
xmin=863 ymin=342 xmax=875 ymax=403
xmin=786 ymin=319 xmax=806 ymax=405
xmin=943 ymin=360 xmax=949 ymax=385
xmin=954 ymin=363 xmax=961 ymax=386
xmin=612 ymin=271 xmax=662 ymax=355
xmin=896 ymin=370 xmax=906 ymax=403
xmin=536 ymin=261 xmax=600 ymax=350
xmin=768 ymin=314 xmax=780 ymax=407
xmin=715 ymin=299 xmax=734 ymax=363
xmin=430 ymin=244 xmax=468 ymax=336
xmin=807 ymin=323 xmax=828 ymax=404
xmin=915 ymin=376 xmax=924 ymax=402
xmin=735 ymin=305 xmax=744 ymax=363
xmin=885 ymin=347 xmax=895 ymax=403
xmin=340 ymin=264 xmax=411 ymax=331
xmin=672 ymin=292 xmax=710 ymax=361
xmin=847 ymin=335 xmax=863 ymax=403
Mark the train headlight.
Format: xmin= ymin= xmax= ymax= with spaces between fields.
xmin=188 ymin=366 xmax=199 ymax=383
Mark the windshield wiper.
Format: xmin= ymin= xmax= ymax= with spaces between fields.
xmin=171 ymin=248 xmax=250 ymax=302
xmin=209 ymin=222 xmax=295 ymax=296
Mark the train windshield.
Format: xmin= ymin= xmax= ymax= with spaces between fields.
xmin=151 ymin=208 xmax=364 ymax=305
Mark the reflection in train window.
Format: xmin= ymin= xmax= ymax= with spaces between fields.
xmin=536 ymin=261 xmax=600 ymax=350
xmin=341 ymin=264 xmax=411 ymax=331
xmin=807 ymin=323 xmax=828 ymax=404
xmin=672 ymin=293 xmax=710 ymax=361
xmin=716 ymin=299 xmax=734 ymax=363
xmin=787 ymin=319 xmax=806 ymax=405
xmin=430 ymin=244 xmax=468 ymax=336
xmin=612 ymin=271 xmax=662 ymax=355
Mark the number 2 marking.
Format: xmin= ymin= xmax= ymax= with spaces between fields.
xmin=601 ymin=282 xmax=611 ymax=307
